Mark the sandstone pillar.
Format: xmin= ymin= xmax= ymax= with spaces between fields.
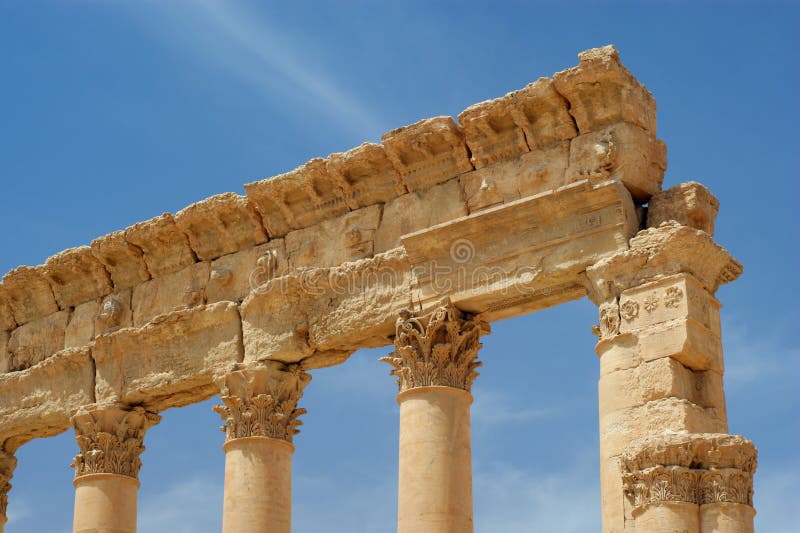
xmin=585 ymin=183 xmax=757 ymax=533
xmin=381 ymin=305 xmax=489 ymax=533
xmin=71 ymin=405 xmax=161 ymax=533
xmin=214 ymin=361 xmax=311 ymax=533
xmin=0 ymin=452 xmax=16 ymax=533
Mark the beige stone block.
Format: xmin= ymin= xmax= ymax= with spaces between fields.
xmin=648 ymin=181 xmax=719 ymax=236
xmin=458 ymin=92 xmax=529 ymax=169
xmin=94 ymin=302 xmax=243 ymax=410
xmin=0 ymin=266 xmax=58 ymax=325
xmin=566 ymin=122 xmax=666 ymax=203
xmin=65 ymin=299 xmax=100 ymax=349
xmin=596 ymin=333 xmax=641 ymax=375
xmin=460 ymin=141 xmax=569 ymax=212
xmin=0 ymin=347 xmax=94 ymax=450
xmin=699 ymin=503 xmax=755 ymax=533
xmin=285 ymin=204 xmax=381 ymax=269
xmin=94 ymin=289 xmax=134 ymax=336
xmin=327 ymin=142 xmax=404 ymax=208
xmin=637 ymin=318 xmax=723 ymax=373
xmin=374 ymin=179 xmax=467 ymax=252
xmin=131 ymin=262 xmax=210 ymax=327
xmin=208 ymin=241 xmax=288 ymax=304
xmin=174 ymin=192 xmax=267 ymax=261
xmin=0 ymin=297 xmax=15 ymax=332
xmin=382 ymin=116 xmax=473 ymax=192
xmin=509 ymin=77 xmax=578 ymax=150
xmin=42 ymin=246 xmax=112 ymax=309
xmin=0 ymin=331 xmax=8 ymax=374
xmin=553 ymin=45 xmax=657 ymax=134
xmin=124 ymin=213 xmax=196 ymax=278
xmin=91 ymin=230 xmax=151 ymax=290
xmin=244 ymin=158 xmax=349 ymax=238
xmin=620 ymin=274 xmax=721 ymax=336
xmin=7 ymin=310 xmax=69 ymax=371
xmin=634 ymin=503 xmax=700 ymax=533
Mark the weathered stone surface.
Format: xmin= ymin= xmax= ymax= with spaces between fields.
xmin=285 ymin=204 xmax=382 ymax=269
xmin=131 ymin=261 xmax=210 ymax=327
xmin=207 ymin=241 xmax=288 ymax=304
xmin=648 ymin=181 xmax=719 ymax=236
xmin=0 ymin=347 xmax=94 ymax=451
xmin=374 ymin=179 xmax=467 ymax=252
xmin=42 ymin=246 xmax=112 ymax=309
xmin=174 ymin=192 xmax=267 ymax=261
xmin=244 ymin=158 xmax=348 ymax=238
xmin=0 ymin=266 xmax=58 ymax=326
xmin=95 ymin=289 xmax=134 ymax=336
xmin=458 ymin=93 xmax=529 ymax=169
xmin=510 ymin=77 xmax=578 ymax=149
xmin=0 ymin=331 xmax=8 ymax=374
xmin=0 ymin=298 xmax=15 ymax=332
xmin=566 ymin=122 xmax=666 ymax=202
xmin=65 ymin=299 xmax=100 ymax=349
xmin=460 ymin=141 xmax=569 ymax=212
xmin=124 ymin=213 xmax=196 ymax=278
xmin=91 ymin=230 xmax=151 ymax=289
xmin=382 ymin=116 xmax=473 ymax=192
xmin=553 ymin=45 xmax=657 ymax=134
xmin=7 ymin=310 xmax=69 ymax=372
xmin=327 ymin=142 xmax=405 ymax=208
xmin=94 ymin=302 xmax=243 ymax=411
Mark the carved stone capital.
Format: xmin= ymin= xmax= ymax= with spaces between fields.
xmin=214 ymin=361 xmax=311 ymax=444
xmin=71 ymin=405 xmax=161 ymax=480
xmin=381 ymin=305 xmax=490 ymax=393
xmin=0 ymin=452 xmax=16 ymax=519
xmin=622 ymin=433 xmax=757 ymax=513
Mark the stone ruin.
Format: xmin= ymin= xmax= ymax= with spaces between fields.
xmin=0 ymin=45 xmax=756 ymax=533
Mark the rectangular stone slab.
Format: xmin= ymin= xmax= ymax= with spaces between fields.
xmin=401 ymin=178 xmax=639 ymax=321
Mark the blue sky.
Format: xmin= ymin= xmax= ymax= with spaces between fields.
xmin=1 ymin=1 xmax=798 ymax=532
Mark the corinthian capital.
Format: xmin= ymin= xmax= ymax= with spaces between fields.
xmin=0 ymin=451 xmax=16 ymax=520
xmin=71 ymin=405 xmax=161 ymax=480
xmin=381 ymin=305 xmax=490 ymax=393
xmin=214 ymin=361 xmax=311 ymax=444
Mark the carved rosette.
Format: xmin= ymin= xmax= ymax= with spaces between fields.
xmin=71 ymin=406 xmax=161 ymax=480
xmin=381 ymin=305 xmax=490 ymax=393
xmin=0 ymin=452 xmax=16 ymax=520
xmin=622 ymin=433 xmax=757 ymax=514
xmin=214 ymin=362 xmax=311 ymax=444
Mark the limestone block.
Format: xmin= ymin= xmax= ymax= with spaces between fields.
xmin=65 ymin=299 xmax=100 ymax=349
xmin=94 ymin=289 xmax=134 ymax=336
xmin=508 ymin=77 xmax=577 ymax=149
xmin=174 ymin=192 xmax=267 ymax=261
xmin=124 ymin=213 xmax=196 ymax=278
xmin=285 ymin=204 xmax=381 ymax=269
xmin=244 ymin=157 xmax=349 ymax=238
xmin=460 ymin=141 xmax=569 ymax=212
xmin=90 ymin=230 xmax=151 ymax=289
xmin=619 ymin=274 xmax=721 ymax=336
xmin=94 ymin=302 xmax=243 ymax=411
xmin=648 ymin=181 xmax=720 ymax=236
xmin=42 ymin=246 xmax=112 ymax=310
xmin=637 ymin=318 xmax=724 ymax=373
xmin=382 ymin=116 xmax=473 ymax=192
xmin=0 ymin=331 xmax=8 ymax=374
xmin=566 ymin=122 xmax=666 ymax=202
xmin=374 ymin=179 xmax=467 ymax=252
xmin=0 ymin=297 xmax=15 ymax=332
xmin=0 ymin=266 xmax=58 ymax=326
xmin=0 ymin=347 xmax=94 ymax=450
xmin=7 ymin=310 xmax=69 ymax=371
xmin=553 ymin=45 xmax=657 ymax=134
xmin=131 ymin=261 xmax=210 ymax=327
xmin=596 ymin=332 xmax=640 ymax=375
xmin=208 ymin=241 xmax=288 ymax=303
xmin=327 ymin=142 xmax=405 ymax=208
xmin=458 ymin=93 xmax=529 ymax=169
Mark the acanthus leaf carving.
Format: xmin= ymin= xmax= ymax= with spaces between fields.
xmin=0 ymin=452 xmax=16 ymax=520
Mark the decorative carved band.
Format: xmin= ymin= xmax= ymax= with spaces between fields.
xmin=214 ymin=361 xmax=311 ymax=443
xmin=0 ymin=452 xmax=16 ymax=519
xmin=381 ymin=305 xmax=490 ymax=393
xmin=622 ymin=433 xmax=756 ymax=512
xmin=71 ymin=405 xmax=161 ymax=480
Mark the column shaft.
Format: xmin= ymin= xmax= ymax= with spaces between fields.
xmin=397 ymin=387 xmax=473 ymax=533
xmin=73 ymin=474 xmax=139 ymax=533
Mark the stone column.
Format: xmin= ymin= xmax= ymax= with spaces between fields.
xmin=214 ymin=361 xmax=311 ymax=533
xmin=0 ymin=451 xmax=16 ymax=533
xmin=381 ymin=305 xmax=489 ymax=533
xmin=71 ymin=404 xmax=161 ymax=533
xmin=585 ymin=183 xmax=757 ymax=533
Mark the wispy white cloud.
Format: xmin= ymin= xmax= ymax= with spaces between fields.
xmin=722 ymin=316 xmax=800 ymax=388
xmin=753 ymin=466 xmax=800 ymax=533
xmin=138 ymin=475 xmax=222 ymax=533
xmin=472 ymin=388 xmax=560 ymax=430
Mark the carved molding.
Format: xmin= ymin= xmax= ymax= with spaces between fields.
xmin=0 ymin=452 xmax=16 ymax=519
xmin=71 ymin=405 xmax=161 ymax=480
xmin=214 ymin=362 xmax=311 ymax=443
xmin=381 ymin=305 xmax=489 ymax=393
